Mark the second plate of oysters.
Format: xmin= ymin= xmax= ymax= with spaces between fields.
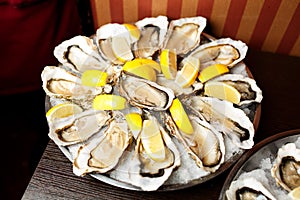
xmin=42 ymin=15 xmax=263 ymax=191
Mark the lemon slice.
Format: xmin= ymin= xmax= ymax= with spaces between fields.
xmin=46 ymin=103 xmax=83 ymax=121
xmin=93 ymin=94 xmax=126 ymax=110
xmin=175 ymin=57 xmax=200 ymax=87
xmin=81 ymin=70 xmax=108 ymax=87
xmin=111 ymin=36 xmax=134 ymax=63
xmin=123 ymin=58 xmax=160 ymax=81
xmin=141 ymin=119 xmax=165 ymax=162
xmin=123 ymin=23 xmax=140 ymax=41
xmin=198 ymin=64 xmax=229 ymax=83
xmin=169 ymin=98 xmax=194 ymax=134
xmin=125 ymin=113 xmax=142 ymax=138
xmin=204 ymin=82 xmax=241 ymax=104
xmin=160 ymin=49 xmax=177 ymax=79
xmin=289 ymin=186 xmax=300 ymax=200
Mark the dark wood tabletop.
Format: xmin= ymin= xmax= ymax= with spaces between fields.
xmin=22 ymin=49 xmax=300 ymax=200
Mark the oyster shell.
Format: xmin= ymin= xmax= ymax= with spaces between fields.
xmin=165 ymin=112 xmax=225 ymax=172
xmin=226 ymin=177 xmax=277 ymax=200
xmin=163 ymin=16 xmax=207 ymax=55
xmin=119 ymin=75 xmax=175 ymax=111
xmin=133 ymin=16 xmax=169 ymax=58
xmin=207 ymin=74 xmax=263 ymax=106
xmin=186 ymin=96 xmax=255 ymax=149
xmin=73 ymin=111 xmax=132 ymax=176
xmin=96 ymin=23 xmax=134 ymax=64
xmin=187 ymin=38 xmax=248 ymax=69
xmin=128 ymin=115 xmax=180 ymax=191
xmin=48 ymin=109 xmax=111 ymax=146
xmin=41 ymin=66 xmax=110 ymax=101
xmin=53 ymin=35 xmax=110 ymax=74
xmin=271 ymin=143 xmax=300 ymax=192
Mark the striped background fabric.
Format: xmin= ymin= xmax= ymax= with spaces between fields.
xmin=90 ymin=0 xmax=300 ymax=57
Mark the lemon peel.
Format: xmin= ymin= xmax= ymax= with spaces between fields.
xmin=93 ymin=94 xmax=126 ymax=110
xmin=175 ymin=57 xmax=200 ymax=88
xmin=46 ymin=103 xmax=83 ymax=121
xmin=125 ymin=113 xmax=142 ymax=138
xmin=160 ymin=49 xmax=177 ymax=79
xmin=81 ymin=70 xmax=108 ymax=87
xmin=198 ymin=64 xmax=229 ymax=83
xmin=204 ymin=81 xmax=241 ymax=104
xmin=169 ymin=98 xmax=194 ymax=134
xmin=123 ymin=23 xmax=140 ymax=41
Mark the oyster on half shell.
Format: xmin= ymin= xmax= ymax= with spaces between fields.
xmin=73 ymin=111 xmax=132 ymax=176
xmin=48 ymin=109 xmax=110 ymax=146
xmin=185 ymin=96 xmax=255 ymax=149
xmin=271 ymin=143 xmax=300 ymax=192
xmin=133 ymin=15 xmax=169 ymax=58
xmin=53 ymin=35 xmax=110 ymax=74
xmin=119 ymin=75 xmax=175 ymax=111
xmin=128 ymin=115 xmax=180 ymax=191
xmin=163 ymin=16 xmax=207 ymax=55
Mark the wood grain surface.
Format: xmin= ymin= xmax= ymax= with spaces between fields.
xmin=22 ymin=49 xmax=300 ymax=200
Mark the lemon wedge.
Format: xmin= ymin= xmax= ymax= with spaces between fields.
xmin=111 ymin=36 xmax=134 ymax=63
xmin=160 ymin=49 xmax=177 ymax=79
xmin=198 ymin=64 xmax=229 ymax=83
xmin=204 ymin=82 xmax=241 ymax=104
xmin=169 ymin=98 xmax=194 ymax=134
xmin=141 ymin=119 xmax=165 ymax=162
xmin=123 ymin=23 xmax=140 ymax=41
xmin=46 ymin=103 xmax=83 ymax=121
xmin=175 ymin=57 xmax=200 ymax=87
xmin=125 ymin=113 xmax=142 ymax=138
xmin=92 ymin=94 xmax=126 ymax=110
xmin=289 ymin=186 xmax=300 ymax=200
xmin=122 ymin=58 xmax=160 ymax=81
xmin=81 ymin=70 xmax=108 ymax=87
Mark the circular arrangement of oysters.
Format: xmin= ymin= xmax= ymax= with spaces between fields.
xmin=42 ymin=16 xmax=263 ymax=191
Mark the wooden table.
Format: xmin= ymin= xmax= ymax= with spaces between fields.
xmin=22 ymin=49 xmax=300 ymax=200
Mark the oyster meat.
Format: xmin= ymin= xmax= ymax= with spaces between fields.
xmin=119 ymin=75 xmax=175 ymax=111
xmin=163 ymin=16 xmax=207 ymax=55
xmin=53 ymin=35 xmax=109 ymax=74
xmin=185 ymin=96 xmax=255 ymax=149
xmin=48 ymin=109 xmax=110 ymax=146
xmin=271 ymin=143 xmax=300 ymax=192
xmin=73 ymin=111 xmax=132 ymax=176
xmin=134 ymin=16 xmax=169 ymax=58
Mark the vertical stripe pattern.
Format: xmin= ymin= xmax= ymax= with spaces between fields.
xmin=90 ymin=0 xmax=300 ymax=57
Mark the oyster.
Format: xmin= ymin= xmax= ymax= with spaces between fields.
xmin=73 ymin=111 xmax=132 ymax=176
xmin=165 ymin=113 xmax=225 ymax=172
xmin=186 ymin=96 xmax=255 ymax=149
xmin=96 ymin=23 xmax=134 ymax=64
xmin=163 ymin=16 xmax=207 ymax=55
xmin=41 ymin=66 xmax=110 ymax=101
xmin=207 ymin=74 xmax=263 ymax=105
xmin=53 ymin=35 xmax=110 ymax=74
xmin=119 ymin=75 xmax=175 ymax=111
xmin=134 ymin=15 xmax=169 ymax=58
xmin=187 ymin=38 xmax=248 ymax=69
xmin=226 ymin=177 xmax=277 ymax=200
xmin=128 ymin=115 xmax=180 ymax=191
xmin=48 ymin=109 xmax=111 ymax=146
xmin=271 ymin=143 xmax=300 ymax=192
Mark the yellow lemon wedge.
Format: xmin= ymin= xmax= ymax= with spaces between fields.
xmin=123 ymin=23 xmax=140 ymax=41
xmin=81 ymin=70 xmax=108 ymax=87
xmin=289 ymin=186 xmax=300 ymax=200
xmin=198 ymin=64 xmax=229 ymax=83
xmin=111 ymin=36 xmax=134 ymax=63
xmin=141 ymin=119 xmax=165 ymax=162
xmin=204 ymin=81 xmax=241 ymax=104
xmin=169 ymin=98 xmax=194 ymax=134
xmin=175 ymin=57 xmax=200 ymax=88
xmin=46 ymin=103 xmax=83 ymax=121
xmin=92 ymin=94 xmax=126 ymax=110
xmin=125 ymin=113 xmax=142 ymax=138
xmin=160 ymin=49 xmax=177 ymax=79
xmin=122 ymin=58 xmax=160 ymax=81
